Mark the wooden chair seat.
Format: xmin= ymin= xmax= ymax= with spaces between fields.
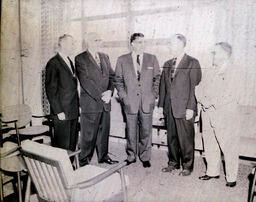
xmin=0 ymin=141 xmax=19 ymax=159
xmin=0 ymin=142 xmax=26 ymax=172
xmin=19 ymin=125 xmax=49 ymax=135
xmin=0 ymin=141 xmax=27 ymax=202
xmin=1 ymin=104 xmax=52 ymax=146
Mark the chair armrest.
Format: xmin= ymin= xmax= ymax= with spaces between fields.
xmin=2 ymin=120 xmax=18 ymax=124
xmin=67 ymin=161 xmax=127 ymax=189
xmin=67 ymin=149 xmax=81 ymax=157
xmin=32 ymin=115 xmax=51 ymax=119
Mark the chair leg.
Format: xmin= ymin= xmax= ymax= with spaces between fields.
xmin=75 ymin=154 xmax=80 ymax=169
xmin=119 ymin=168 xmax=128 ymax=202
xmin=24 ymin=176 xmax=31 ymax=202
xmin=17 ymin=171 xmax=22 ymax=202
xmin=249 ymin=167 xmax=256 ymax=202
xmin=0 ymin=171 xmax=4 ymax=202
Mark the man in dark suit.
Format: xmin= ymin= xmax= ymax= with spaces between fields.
xmin=115 ymin=33 xmax=160 ymax=168
xmin=75 ymin=32 xmax=118 ymax=166
xmin=45 ymin=34 xmax=79 ymax=152
xmin=158 ymin=34 xmax=202 ymax=176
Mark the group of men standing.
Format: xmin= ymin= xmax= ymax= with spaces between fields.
xmin=45 ymin=32 xmax=240 ymax=188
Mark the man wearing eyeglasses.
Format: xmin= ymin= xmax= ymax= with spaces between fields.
xmin=115 ymin=33 xmax=160 ymax=168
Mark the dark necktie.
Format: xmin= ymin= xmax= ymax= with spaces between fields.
xmin=67 ymin=57 xmax=75 ymax=74
xmin=137 ymin=55 xmax=141 ymax=81
xmin=170 ymin=57 xmax=177 ymax=81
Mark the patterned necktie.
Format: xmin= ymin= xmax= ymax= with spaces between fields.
xmin=137 ymin=55 xmax=141 ymax=81
xmin=95 ymin=53 xmax=103 ymax=73
xmin=67 ymin=56 xmax=75 ymax=74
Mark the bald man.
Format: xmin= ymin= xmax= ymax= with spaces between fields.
xmin=197 ymin=42 xmax=241 ymax=187
xmin=75 ymin=32 xmax=118 ymax=166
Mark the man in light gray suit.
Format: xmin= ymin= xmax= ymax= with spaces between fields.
xmin=115 ymin=33 xmax=160 ymax=168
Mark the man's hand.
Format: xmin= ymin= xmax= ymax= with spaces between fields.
xmin=101 ymin=90 xmax=112 ymax=103
xmin=57 ymin=112 xmax=65 ymax=120
xmin=185 ymin=109 xmax=194 ymax=120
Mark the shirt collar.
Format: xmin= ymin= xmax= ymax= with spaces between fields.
xmin=88 ymin=49 xmax=99 ymax=58
xmin=58 ymin=51 xmax=68 ymax=60
xmin=216 ymin=60 xmax=232 ymax=75
xmin=132 ymin=51 xmax=143 ymax=59
xmin=176 ymin=52 xmax=185 ymax=61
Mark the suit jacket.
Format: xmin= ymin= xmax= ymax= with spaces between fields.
xmin=158 ymin=54 xmax=202 ymax=118
xmin=75 ymin=51 xmax=115 ymax=113
xmin=45 ymin=53 xmax=79 ymax=120
xmin=115 ymin=52 xmax=160 ymax=114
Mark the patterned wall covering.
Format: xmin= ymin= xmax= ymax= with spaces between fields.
xmin=40 ymin=0 xmax=65 ymax=114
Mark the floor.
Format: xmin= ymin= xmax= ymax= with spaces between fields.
xmin=2 ymin=138 xmax=254 ymax=202
xmin=93 ymin=139 xmax=254 ymax=202
xmin=2 ymin=100 xmax=255 ymax=201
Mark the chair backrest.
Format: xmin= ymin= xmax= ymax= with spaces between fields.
xmin=21 ymin=140 xmax=74 ymax=202
xmin=1 ymin=104 xmax=32 ymax=128
xmin=239 ymin=137 xmax=256 ymax=159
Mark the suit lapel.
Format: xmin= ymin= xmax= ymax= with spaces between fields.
xmin=140 ymin=53 xmax=148 ymax=82
xmin=56 ymin=53 xmax=74 ymax=77
xmin=98 ymin=52 xmax=107 ymax=75
xmin=173 ymin=54 xmax=188 ymax=78
xmin=127 ymin=53 xmax=137 ymax=79
xmin=86 ymin=51 xmax=102 ymax=73
xmin=141 ymin=53 xmax=147 ymax=73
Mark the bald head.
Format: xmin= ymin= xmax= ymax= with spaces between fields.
xmin=212 ymin=42 xmax=232 ymax=67
xmin=82 ymin=32 xmax=102 ymax=50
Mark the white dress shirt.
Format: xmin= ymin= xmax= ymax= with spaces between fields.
xmin=173 ymin=52 xmax=185 ymax=74
xmin=58 ymin=52 xmax=74 ymax=75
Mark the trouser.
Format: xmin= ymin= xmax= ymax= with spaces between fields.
xmin=202 ymin=109 xmax=239 ymax=182
xmin=79 ymin=111 xmax=110 ymax=166
xmin=125 ymin=108 xmax=153 ymax=162
xmin=53 ymin=117 xmax=78 ymax=151
xmin=166 ymin=110 xmax=195 ymax=171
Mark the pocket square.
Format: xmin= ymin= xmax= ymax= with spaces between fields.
xmin=147 ymin=66 xmax=154 ymax=70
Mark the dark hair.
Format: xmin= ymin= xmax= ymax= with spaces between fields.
xmin=58 ymin=34 xmax=73 ymax=47
xmin=215 ymin=42 xmax=232 ymax=56
xmin=175 ymin=34 xmax=186 ymax=47
xmin=130 ymin=33 xmax=144 ymax=44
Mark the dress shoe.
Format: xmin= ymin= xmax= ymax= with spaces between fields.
xmin=79 ymin=160 xmax=89 ymax=167
xmin=162 ymin=165 xmax=179 ymax=173
xmin=179 ymin=169 xmax=191 ymax=176
xmin=99 ymin=157 xmax=119 ymax=165
xmin=125 ymin=159 xmax=136 ymax=165
xmin=226 ymin=181 xmax=236 ymax=187
xmin=142 ymin=161 xmax=151 ymax=168
xmin=199 ymin=175 xmax=220 ymax=180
